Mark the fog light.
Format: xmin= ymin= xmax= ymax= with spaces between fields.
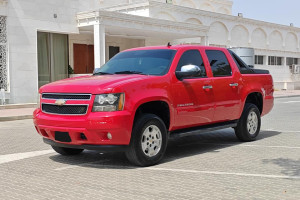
xmin=107 ymin=132 xmax=112 ymax=140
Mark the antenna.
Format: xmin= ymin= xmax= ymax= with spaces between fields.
xmin=167 ymin=42 xmax=171 ymax=47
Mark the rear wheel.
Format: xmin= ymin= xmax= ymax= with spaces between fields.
xmin=235 ymin=103 xmax=261 ymax=142
xmin=125 ymin=114 xmax=168 ymax=166
xmin=51 ymin=146 xmax=84 ymax=155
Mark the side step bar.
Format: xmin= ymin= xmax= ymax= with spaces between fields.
xmin=170 ymin=120 xmax=238 ymax=139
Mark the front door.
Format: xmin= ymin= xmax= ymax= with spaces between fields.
xmin=204 ymin=49 xmax=241 ymax=122
xmin=172 ymin=49 xmax=214 ymax=130
xmin=73 ymin=44 xmax=94 ymax=74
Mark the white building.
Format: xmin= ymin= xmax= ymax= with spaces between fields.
xmin=0 ymin=0 xmax=299 ymax=104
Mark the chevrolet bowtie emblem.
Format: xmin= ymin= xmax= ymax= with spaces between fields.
xmin=55 ymin=99 xmax=66 ymax=106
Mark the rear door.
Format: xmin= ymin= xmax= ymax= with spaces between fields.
xmin=172 ymin=49 xmax=214 ymax=129
xmin=204 ymin=49 xmax=241 ymax=122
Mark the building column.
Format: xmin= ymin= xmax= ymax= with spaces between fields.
xmin=264 ymin=56 xmax=268 ymax=65
xmin=200 ymin=36 xmax=209 ymax=46
xmin=283 ymin=57 xmax=287 ymax=66
xmin=265 ymin=56 xmax=269 ymax=65
xmin=94 ymin=23 xmax=105 ymax=69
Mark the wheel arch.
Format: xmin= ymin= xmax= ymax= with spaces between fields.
xmin=243 ymin=92 xmax=263 ymax=114
xmin=133 ymin=100 xmax=172 ymax=131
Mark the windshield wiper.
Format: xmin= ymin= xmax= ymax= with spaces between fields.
xmin=114 ymin=71 xmax=146 ymax=75
xmin=93 ymin=72 xmax=113 ymax=75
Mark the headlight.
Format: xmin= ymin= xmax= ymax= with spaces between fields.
xmin=92 ymin=93 xmax=125 ymax=112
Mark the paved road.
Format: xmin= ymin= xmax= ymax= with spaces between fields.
xmin=0 ymin=97 xmax=299 ymax=200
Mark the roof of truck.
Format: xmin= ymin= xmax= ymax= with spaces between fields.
xmin=125 ymin=45 xmax=227 ymax=52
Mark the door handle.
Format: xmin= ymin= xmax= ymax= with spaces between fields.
xmin=203 ymin=85 xmax=213 ymax=90
xmin=229 ymin=83 xmax=239 ymax=87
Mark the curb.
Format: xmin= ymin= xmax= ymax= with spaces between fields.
xmin=274 ymin=95 xmax=300 ymax=99
xmin=0 ymin=115 xmax=33 ymax=122
xmin=0 ymin=103 xmax=37 ymax=110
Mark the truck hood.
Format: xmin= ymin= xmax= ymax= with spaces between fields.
xmin=39 ymin=74 xmax=150 ymax=94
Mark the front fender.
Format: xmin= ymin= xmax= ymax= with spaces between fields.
xmin=131 ymin=92 xmax=174 ymax=131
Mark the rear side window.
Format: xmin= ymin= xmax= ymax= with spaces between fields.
xmin=228 ymin=50 xmax=254 ymax=74
xmin=176 ymin=50 xmax=206 ymax=77
xmin=206 ymin=50 xmax=232 ymax=77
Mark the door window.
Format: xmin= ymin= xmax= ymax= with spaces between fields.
xmin=176 ymin=50 xmax=206 ymax=77
xmin=206 ymin=50 xmax=232 ymax=77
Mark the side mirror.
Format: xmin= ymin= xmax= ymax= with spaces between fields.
xmin=175 ymin=65 xmax=201 ymax=80
xmin=248 ymin=65 xmax=254 ymax=68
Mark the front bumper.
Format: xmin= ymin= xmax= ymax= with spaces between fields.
xmin=33 ymin=108 xmax=133 ymax=146
xmin=43 ymin=138 xmax=128 ymax=152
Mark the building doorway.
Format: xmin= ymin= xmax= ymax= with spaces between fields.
xmin=109 ymin=46 xmax=120 ymax=59
xmin=73 ymin=44 xmax=94 ymax=74
xmin=37 ymin=32 xmax=68 ymax=88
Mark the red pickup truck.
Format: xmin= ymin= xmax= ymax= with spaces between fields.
xmin=33 ymin=45 xmax=274 ymax=166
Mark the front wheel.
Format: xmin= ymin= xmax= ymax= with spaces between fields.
xmin=235 ymin=103 xmax=261 ymax=142
xmin=51 ymin=146 xmax=84 ymax=156
xmin=125 ymin=114 xmax=168 ymax=166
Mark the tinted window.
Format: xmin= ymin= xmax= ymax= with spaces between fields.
xmin=94 ymin=49 xmax=176 ymax=76
xmin=206 ymin=50 xmax=232 ymax=77
xmin=176 ymin=50 xmax=206 ymax=77
xmin=255 ymin=55 xmax=264 ymax=65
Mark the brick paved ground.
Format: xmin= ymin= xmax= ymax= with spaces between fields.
xmin=0 ymin=97 xmax=299 ymax=199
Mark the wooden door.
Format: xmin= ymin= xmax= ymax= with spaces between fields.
xmin=73 ymin=44 xmax=94 ymax=74
xmin=87 ymin=45 xmax=94 ymax=73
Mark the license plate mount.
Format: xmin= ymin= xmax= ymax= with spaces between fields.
xmin=55 ymin=131 xmax=71 ymax=142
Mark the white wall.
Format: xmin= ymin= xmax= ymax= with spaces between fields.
xmin=1 ymin=0 xmax=97 ymax=103
xmin=149 ymin=2 xmax=300 ymax=85
xmin=172 ymin=0 xmax=232 ymax=14
xmin=251 ymin=28 xmax=267 ymax=49
xmin=69 ymin=33 xmax=145 ymax=70
xmin=208 ymin=21 xmax=228 ymax=46
xmin=97 ymin=0 xmax=147 ymax=8
xmin=145 ymin=37 xmax=169 ymax=46
xmin=106 ymin=36 xmax=145 ymax=63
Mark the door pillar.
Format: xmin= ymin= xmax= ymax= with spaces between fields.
xmin=94 ymin=23 xmax=105 ymax=69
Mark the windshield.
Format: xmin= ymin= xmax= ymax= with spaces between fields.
xmin=93 ymin=49 xmax=177 ymax=76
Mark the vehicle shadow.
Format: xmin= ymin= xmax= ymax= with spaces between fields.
xmin=49 ymin=128 xmax=281 ymax=169
xmin=163 ymin=129 xmax=280 ymax=163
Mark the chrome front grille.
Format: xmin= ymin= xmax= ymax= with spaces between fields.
xmin=41 ymin=93 xmax=91 ymax=115
xmin=42 ymin=93 xmax=91 ymax=100
xmin=42 ymin=104 xmax=88 ymax=115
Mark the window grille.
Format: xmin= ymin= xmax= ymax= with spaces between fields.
xmin=0 ymin=16 xmax=7 ymax=91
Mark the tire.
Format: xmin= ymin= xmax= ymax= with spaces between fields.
xmin=51 ymin=145 xmax=84 ymax=156
xmin=125 ymin=114 xmax=168 ymax=167
xmin=235 ymin=103 xmax=261 ymax=142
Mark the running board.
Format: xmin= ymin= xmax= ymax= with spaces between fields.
xmin=170 ymin=120 xmax=238 ymax=139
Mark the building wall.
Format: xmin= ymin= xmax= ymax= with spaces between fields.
xmin=172 ymin=0 xmax=232 ymax=14
xmin=149 ymin=3 xmax=300 ymax=85
xmin=69 ymin=33 xmax=145 ymax=70
xmin=2 ymin=0 xmax=300 ymax=104
xmin=0 ymin=0 xmax=97 ymax=103
xmin=96 ymin=0 xmax=150 ymax=8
